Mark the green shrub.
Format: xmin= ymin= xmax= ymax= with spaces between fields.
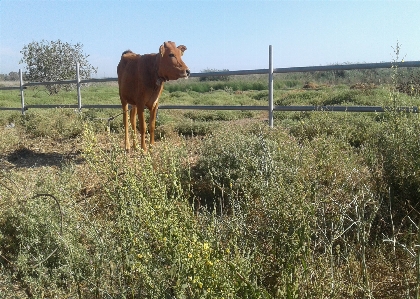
xmin=286 ymin=111 xmax=380 ymax=149
xmin=18 ymin=109 xmax=84 ymax=139
xmin=174 ymin=120 xmax=216 ymax=137
xmin=190 ymin=122 xmax=382 ymax=297
xmin=252 ymin=90 xmax=269 ymax=101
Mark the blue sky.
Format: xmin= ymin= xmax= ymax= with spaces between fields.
xmin=1 ymin=0 xmax=420 ymax=78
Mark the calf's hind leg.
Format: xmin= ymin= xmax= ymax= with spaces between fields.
xmin=130 ymin=105 xmax=138 ymax=150
xmin=122 ymin=102 xmax=131 ymax=152
xmin=137 ymin=108 xmax=147 ymax=151
xmin=149 ymin=104 xmax=158 ymax=147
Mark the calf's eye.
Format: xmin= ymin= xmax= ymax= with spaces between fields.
xmin=169 ymin=53 xmax=175 ymax=57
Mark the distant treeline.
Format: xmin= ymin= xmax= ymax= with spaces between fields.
xmin=199 ymin=68 xmax=231 ymax=82
xmin=0 ymin=72 xmax=20 ymax=81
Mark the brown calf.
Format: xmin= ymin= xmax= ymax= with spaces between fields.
xmin=117 ymin=41 xmax=190 ymax=151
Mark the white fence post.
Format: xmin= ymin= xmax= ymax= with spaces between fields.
xmin=268 ymin=45 xmax=274 ymax=128
xmin=19 ymin=69 xmax=25 ymax=115
xmin=76 ymin=62 xmax=82 ymax=111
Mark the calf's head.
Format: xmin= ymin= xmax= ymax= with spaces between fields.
xmin=157 ymin=41 xmax=190 ymax=82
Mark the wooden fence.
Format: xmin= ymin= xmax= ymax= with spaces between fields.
xmin=1 ymin=45 xmax=420 ymax=127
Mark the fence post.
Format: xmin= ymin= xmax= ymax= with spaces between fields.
xmin=268 ymin=45 xmax=274 ymax=127
xmin=76 ymin=62 xmax=82 ymax=111
xmin=19 ymin=69 xmax=25 ymax=115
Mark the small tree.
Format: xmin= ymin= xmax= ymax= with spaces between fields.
xmin=20 ymin=39 xmax=97 ymax=94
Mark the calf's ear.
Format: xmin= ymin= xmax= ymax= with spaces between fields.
xmin=159 ymin=43 xmax=165 ymax=57
xmin=177 ymin=45 xmax=187 ymax=55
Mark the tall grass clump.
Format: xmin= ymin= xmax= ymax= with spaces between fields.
xmin=364 ymin=43 xmax=420 ymax=241
xmin=191 ymin=125 xmax=314 ymax=297
xmin=190 ymin=123 xmax=382 ymax=297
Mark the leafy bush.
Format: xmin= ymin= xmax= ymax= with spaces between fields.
xmin=20 ymin=40 xmax=97 ymax=95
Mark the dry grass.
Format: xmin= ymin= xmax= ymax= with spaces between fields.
xmin=0 ymin=81 xmax=19 ymax=88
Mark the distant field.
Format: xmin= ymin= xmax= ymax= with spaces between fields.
xmin=0 ymin=80 xmax=20 ymax=87
xmin=1 ymin=75 xmax=411 ymax=139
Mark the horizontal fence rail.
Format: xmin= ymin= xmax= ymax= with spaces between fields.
xmin=158 ymin=105 xmax=419 ymax=114
xmin=188 ymin=61 xmax=420 ymax=77
xmin=1 ymin=46 xmax=420 ymax=127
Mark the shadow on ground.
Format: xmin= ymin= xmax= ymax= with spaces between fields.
xmin=1 ymin=147 xmax=84 ymax=169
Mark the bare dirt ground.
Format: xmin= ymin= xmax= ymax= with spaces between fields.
xmin=0 ymin=117 xmax=268 ymax=171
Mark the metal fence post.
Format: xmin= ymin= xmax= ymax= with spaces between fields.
xmin=19 ymin=69 xmax=25 ymax=115
xmin=268 ymin=45 xmax=274 ymax=127
xmin=76 ymin=62 xmax=82 ymax=111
